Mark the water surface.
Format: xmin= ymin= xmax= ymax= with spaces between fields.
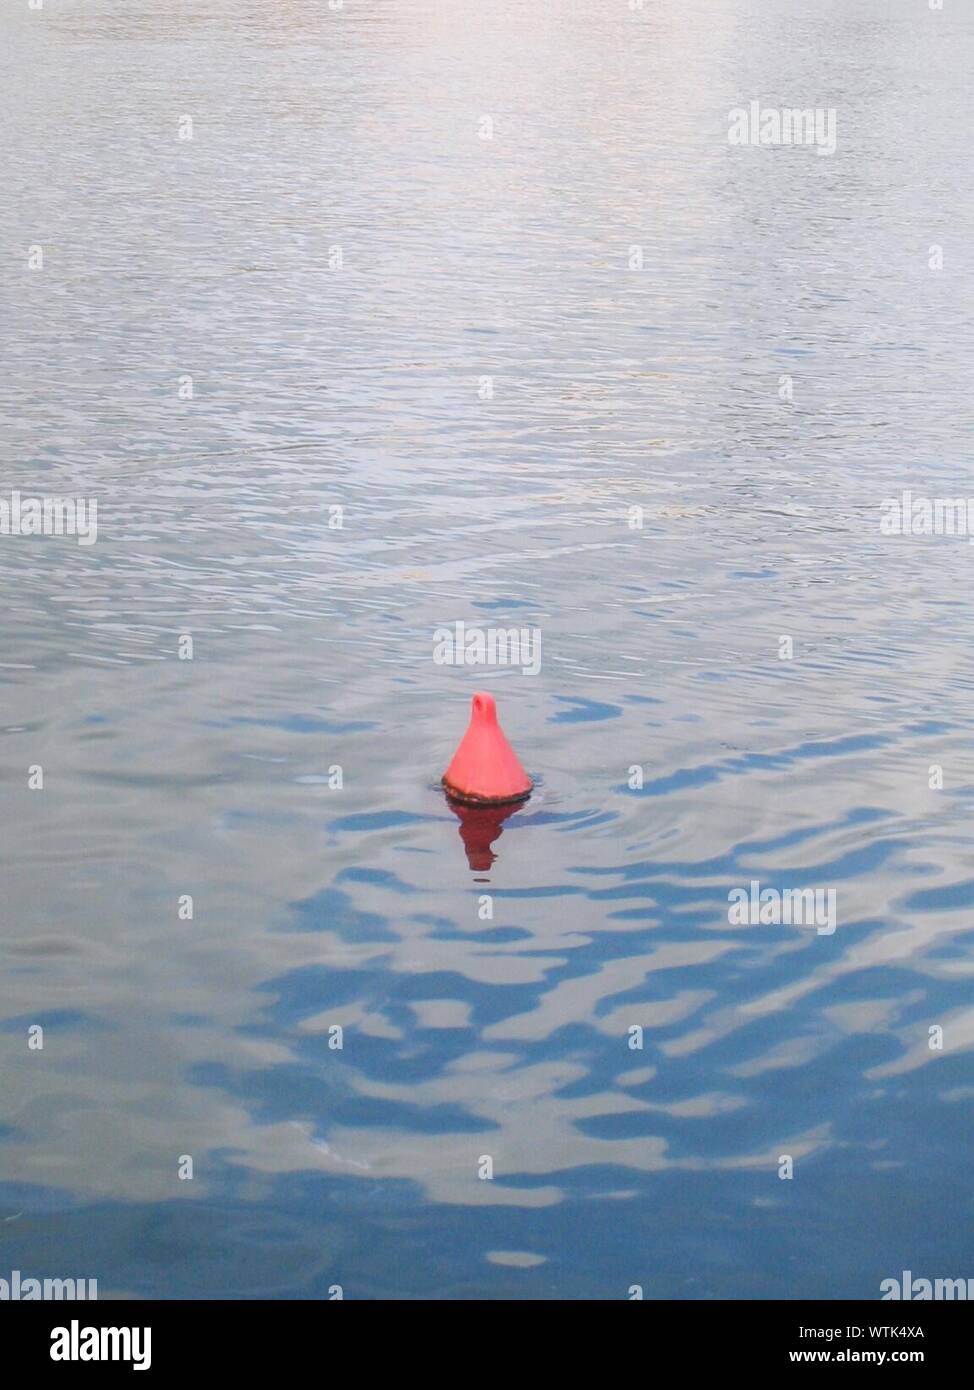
xmin=2 ymin=0 xmax=973 ymax=1299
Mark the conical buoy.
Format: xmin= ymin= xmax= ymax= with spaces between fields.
xmin=442 ymin=692 xmax=533 ymax=806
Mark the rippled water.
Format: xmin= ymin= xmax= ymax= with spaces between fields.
xmin=2 ymin=0 xmax=973 ymax=1299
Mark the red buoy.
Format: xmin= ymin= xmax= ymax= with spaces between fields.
xmin=442 ymin=692 xmax=533 ymax=805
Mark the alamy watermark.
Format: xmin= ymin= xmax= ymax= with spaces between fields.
xmin=728 ymin=100 xmax=837 ymax=156
xmin=433 ymin=621 xmax=541 ymax=675
xmin=1 ymin=1269 xmax=97 ymax=1300
xmin=881 ymin=1270 xmax=973 ymax=1300
xmin=728 ymin=880 xmax=836 ymax=935
xmin=880 ymin=491 xmax=974 ymax=540
xmin=51 ymin=1320 xmax=150 ymax=1371
xmin=0 ymin=491 xmax=98 ymax=545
